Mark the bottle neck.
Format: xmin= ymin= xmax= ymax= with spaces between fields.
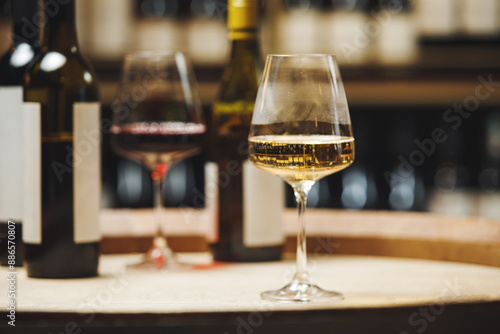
xmin=227 ymin=0 xmax=259 ymax=62
xmin=11 ymin=0 xmax=40 ymax=47
xmin=42 ymin=0 xmax=79 ymax=52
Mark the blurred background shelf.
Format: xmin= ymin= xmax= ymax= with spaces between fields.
xmin=98 ymin=72 xmax=500 ymax=107
xmin=1 ymin=0 xmax=499 ymax=218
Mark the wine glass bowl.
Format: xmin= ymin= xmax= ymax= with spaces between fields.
xmin=111 ymin=51 xmax=205 ymax=270
xmin=248 ymin=54 xmax=355 ymax=302
xmin=112 ymin=52 xmax=204 ymax=169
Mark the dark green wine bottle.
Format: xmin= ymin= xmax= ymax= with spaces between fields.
xmin=0 ymin=0 xmax=40 ymax=267
xmin=23 ymin=0 xmax=101 ymax=278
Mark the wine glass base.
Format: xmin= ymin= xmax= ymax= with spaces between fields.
xmin=126 ymin=259 xmax=192 ymax=271
xmin=126 ymin=243 xmax=192 ymax=272
xmin=261 ymin=282 xmax=343 ymax=303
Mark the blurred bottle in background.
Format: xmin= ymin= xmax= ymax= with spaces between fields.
xmin=373 ymin=0 xmax=418 ymax=66
xmin=23 ymin=0 xmax=101 ymax=278
xmin=428 ymin=128 xmax=473 ymax=216
xmin=460 ymin=0 xmax=499 ymax=36
xmin=477 ymin=111 xmax=500 ymax=219
xmin=208 ymin=0 xmax=284 ymax=262
xmin=0 ymin=0 xmax=39 ymax=267
xmin=275 ymin=0 xmax=319 ymax=54
xmin=338 ymin=109 xmax=379 ymax=210
xmin=386 ymin=115 xmax=426 ymax=212
xmin=319 ymin=0 xmax=370 ymax=65
xmin=77 ymin=0 xmax=134 ymax=60
xmin=187 ymin=0 xmax=229 ymax=65
xmin=415 ymin=0 xmax=459 ymax=37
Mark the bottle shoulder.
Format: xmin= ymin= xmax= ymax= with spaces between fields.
xmin=0 ymin=44 xmax=38 ymax=86
xmin=217 ymin=57 xmax=261 ymax=102
xmin=216 ymin=38 xmax=262 ymax=99
xmin=24 ymin=49 xmax=99 ymax=95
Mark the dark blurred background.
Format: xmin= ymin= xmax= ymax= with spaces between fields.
xmin=1 ymin=0 xmax=499 ymax=218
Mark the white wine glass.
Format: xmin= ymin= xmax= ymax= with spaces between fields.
xmin=248 ymin=54 xmax=355 ymax=302
xmin=111 ymin=51 xmax=205 ymax=270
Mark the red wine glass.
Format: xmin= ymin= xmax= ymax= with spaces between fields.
xmin=111 ymin=51 xmax=205 ymax=270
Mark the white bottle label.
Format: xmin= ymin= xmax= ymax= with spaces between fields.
xmin=23 ymin=102 xmax=42 ymax=243
xmin=0 ymin=87 xmax=24 ymax=222
xmin=205 ymin=161 xmax=285 ymax=246
xmin=22 ymin=102 xmax=101 ymax=244
xmin=205 ymin=162 xmax=219 ymax=243
xmin=243 ymin=161 xmax=284 ymax=247
xmin=73 ymin=103 xmax=101 ymax=243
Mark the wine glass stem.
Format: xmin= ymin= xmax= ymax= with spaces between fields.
xmin=293 ymin=184 xmax=313 ymax=284
xmin=152 ymin=168 xmax=170 ymax=253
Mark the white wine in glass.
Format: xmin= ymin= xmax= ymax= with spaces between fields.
xmin=249 ymin=54 xmax=355 ymax=302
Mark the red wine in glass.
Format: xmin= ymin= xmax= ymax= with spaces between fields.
xmin=112 ymin=122 xmax=205 ymax=171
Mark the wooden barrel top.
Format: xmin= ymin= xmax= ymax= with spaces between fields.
xmin=3 ymin=253 xmax=500 ymax=333
xmin=2 ymin=209 xmax=499 ymax=333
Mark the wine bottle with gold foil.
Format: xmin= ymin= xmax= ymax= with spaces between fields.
xmin=207 ymin=0 xmax=284 ymax=261
xmin=23 ymin=0 xmax=101 ymax=278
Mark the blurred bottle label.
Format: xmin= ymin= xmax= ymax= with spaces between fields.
xmin=22 ymin=103 xmax=101 ymax=244
xmin=242 ymin=161 xmax=284 ymax=247
xmin=205 ymin=161 xmax=284 ymax=246
xmin=0 ymin=88 xmax=23 ymax=222
xmin=205 ymin=161 xmax=219 ymax=243
xmin=22 ymin=102 xmax=41 ymax=244
xmin=73 ymin=103 xmax=101 ymax=243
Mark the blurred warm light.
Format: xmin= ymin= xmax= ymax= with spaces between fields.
xmin=40 ymin=52 xmax=67 ymax=72
xmin=10 ymin=43 xmax=35 ymax=67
